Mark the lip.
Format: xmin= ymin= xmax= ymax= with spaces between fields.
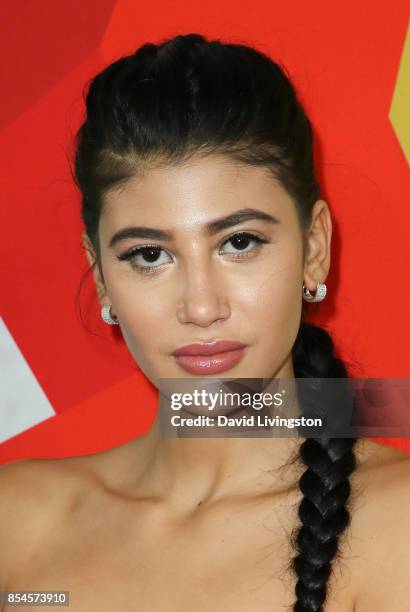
xmin=172 ymin=340 xmax=247 ymax=375
xmin=172 ymin=340 xmax=246 ymax=356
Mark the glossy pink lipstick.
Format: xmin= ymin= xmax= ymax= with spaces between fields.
xmin=172 ymin=340 xmax=246 ymax=375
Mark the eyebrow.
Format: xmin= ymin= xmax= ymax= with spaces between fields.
xmin=108 ymin=208 xmax=281 ymax=248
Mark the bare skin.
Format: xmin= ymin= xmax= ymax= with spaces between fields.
xmin=1 ymin=154 xmax=409 ymax=610
xmin=0 ymin=437 xmax=410 ymax=611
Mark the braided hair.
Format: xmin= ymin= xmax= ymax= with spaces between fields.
xmin=73 ymin=33 xmax=359 ymax=611
xmin=289 ymin=321 xmax=358 ymax=610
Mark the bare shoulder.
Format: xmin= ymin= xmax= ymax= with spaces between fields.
xmin=349 ymin=439 xmax=410 ymax=609
xmin=353 ymin=438 xmax=410 ymax=525
xmin=353 ymin=438 xmax=410 ymax=500
xmin=0 ymin=456 xmax=98 ymax=586
xmin=0 ymin=454 xmax=101 ymax=524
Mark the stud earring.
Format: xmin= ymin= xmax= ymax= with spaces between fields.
xmin=302 ymin=281 xmax=327 ymax=303
xmin=101 ymin=304 xmax=120 ymax=325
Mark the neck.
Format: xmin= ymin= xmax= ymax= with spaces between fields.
xmin=135 ymin=418 xmax=302 ymax=510
xmin=101 ymin=360 xmax=303 ymax=512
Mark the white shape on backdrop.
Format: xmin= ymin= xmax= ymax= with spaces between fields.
xmin=0 ymin=316 xmax=55 ymax=444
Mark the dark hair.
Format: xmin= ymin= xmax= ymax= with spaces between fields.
xmin=73 ymin=33 xmax=358 ymax=611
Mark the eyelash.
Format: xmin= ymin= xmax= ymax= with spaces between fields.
xmin=116 ymin=231 xmax=270 ymax=275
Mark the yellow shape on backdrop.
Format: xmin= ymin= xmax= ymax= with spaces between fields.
xmin=389 ymin=22 xmax=410 ymax=165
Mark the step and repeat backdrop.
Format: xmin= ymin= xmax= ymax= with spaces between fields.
xmin=0 ymin=1 xmax=409 ymax=463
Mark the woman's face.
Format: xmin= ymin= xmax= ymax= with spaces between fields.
xmin=85 ymin=154 xmax=331 ymax=387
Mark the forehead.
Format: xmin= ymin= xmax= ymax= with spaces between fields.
xmin=100 ymin=154 xmax=296 ymax=233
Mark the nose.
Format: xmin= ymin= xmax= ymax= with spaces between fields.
xmin=176 ymin=262 xmax=230 ymax=328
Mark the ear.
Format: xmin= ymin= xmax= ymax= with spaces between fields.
xmin=303 ymin=199 xmax=332 ymax=291
xmin=82 ymin=231 xmax=107 ymax=305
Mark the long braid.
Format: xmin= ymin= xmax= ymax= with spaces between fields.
xmin=289 ymin=321 xmax=359 ymax=611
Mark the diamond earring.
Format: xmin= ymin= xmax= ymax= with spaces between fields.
xmin=101 ymin=304 xmax=119 ymax=325
xmin=302 ymin=281 xmax=327 ymax=302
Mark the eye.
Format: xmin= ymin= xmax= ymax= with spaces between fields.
xmin=117 ymin=231 xmax=270 ymax=275
xmin=117 ymin=245 xmax=172 ymax=273
xmin=220 ymin=231 xmax=269 ymax=258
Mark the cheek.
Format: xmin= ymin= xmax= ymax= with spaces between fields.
xmin=116 ymin=306 xmax=165 ymax=384
xmin=116 ymin=294 xmax=167 ymax=350
xmin=105 ymin=270 xmax=170 ymax=361
xmin=256 ymin=268 xmax=301 ymax=320
xmin=107 ymin=262 xmax=170 ymax=322
xmin=239 ymin=251 xmax=303 ymax=350
xmin=242 ymin=246 xmax=302 ymax=313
